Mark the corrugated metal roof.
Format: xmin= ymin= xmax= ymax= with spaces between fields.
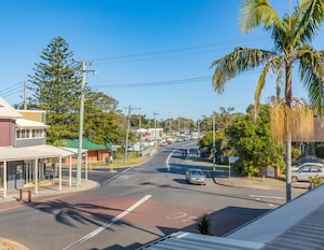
xmin=62 ymin=138 xmax=112 ymax=151
xmin=138 ymin=232 xmax=264 ymax=250
xmin=228 ymin=186 xmax=324 ymax=244
xmin=262 ymin=202 xmax=324 ymax=250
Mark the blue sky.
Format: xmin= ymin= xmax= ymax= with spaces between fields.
xmin=0 ymin=0 xmax=323 ymax=119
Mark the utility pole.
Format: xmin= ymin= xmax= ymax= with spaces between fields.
xmin=153 ymin=112 xmax=159 ymax=145
xmin=212 ymin=114 xmax=216 ymax=171
xmin=124 ymin=105 xmax=140 ymax=162
xmin=77 ymin=60 xmax=94 ymax=187
xmin=23 ymin=81 xmax=27 ymax=110
xmin=125 ymin=105 xmax=131 ymax=163
xmin=178 ymin=119 xmax=181 ymax=135
xmin=138 ymin=114 xmax=142 ymax=130
xmin=197 ymin=120 xmax=201 ymax=139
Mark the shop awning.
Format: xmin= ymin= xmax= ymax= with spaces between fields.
xmin=0 ymin=145 xmax=74 ymax=162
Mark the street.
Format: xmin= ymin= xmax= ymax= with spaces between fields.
xmin=0 ymin=143 xmax=290 ymax=250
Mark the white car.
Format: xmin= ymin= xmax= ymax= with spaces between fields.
xmin=292 ymin=162 xmax=324 ymax=172
xmin=292 ymin=165 xmax=324 ymax=182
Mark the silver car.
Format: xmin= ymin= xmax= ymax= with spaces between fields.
xmin=185 ymin=169 xmax=206 ymax=185
xmin=292 ymin=165 xmax=324 ymax=182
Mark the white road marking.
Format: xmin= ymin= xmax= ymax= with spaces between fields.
xmin=62 ymin=194 xmax=152 ymax=250
xmin=101 ymin=167 xmax=132 ymax=186
xmin=166 ymin=211 xmax=187 ymax=220
xmin=249 ymin=194 xmax=284 ymax=200
xmin=166 ymin=149 xmax=177 ymax=170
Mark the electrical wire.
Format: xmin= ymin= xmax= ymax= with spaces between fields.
xmin=91 ymin=75 xmax=211 ymax=89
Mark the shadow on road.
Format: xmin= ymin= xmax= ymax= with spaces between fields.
xmin=138 ymin=181 xmax=282 ymax=206
xmin=92 ymin=206 xmax=269 ymax=250
xmin=157 ymin=206 xmax=269 ymax=237
xmin=22 ymin=200 xmax=162 ymax=239
xmin=89 ymin=242 xmax=143 ymax=250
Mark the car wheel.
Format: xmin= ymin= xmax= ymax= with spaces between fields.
xmin=292 ymin=176 xmax=298 ymax=183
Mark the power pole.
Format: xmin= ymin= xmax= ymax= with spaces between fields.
xmin=138 ymin=114 xmax=142 ymax=130
xmin=178 ymin=119 xmax=181 ymax=135
xmin=197 ymin=120 xmax=201 ymax=139
xmin=77 ymin=61 xmax=94 ymax=187
xmin=124 ymin=105 xmax=140 ymax=162
xmin=125 ymin=105 xmax=131 ymax=163
xmin=23 ymin=81 xmax=27 ymax=110
xmin=153 ymin=112 xmax=159 ymax=145
xmin=212 ymin=114 xmax=216 ymax=171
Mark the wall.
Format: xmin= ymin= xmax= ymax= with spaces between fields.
xmin=14 ymin=138 xmax=46 ymax=147
xmin=18 ymin=111 xmax=46 ymax=123
xmin=0 ymin=119 xmax=15 ymax=147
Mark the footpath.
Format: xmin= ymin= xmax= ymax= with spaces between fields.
xmin=180 ymin=158 xmax=309 ymax=190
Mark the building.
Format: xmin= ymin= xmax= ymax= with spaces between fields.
xmin=134 ymin=128 xmax=164 ymax=141
xmin=62 ymin=138 xmax=112 ymax=165
xmin=139 ymin=186 xmax=324 ymax=250
xmin=0 ymin=97 xmax=77 ymax=198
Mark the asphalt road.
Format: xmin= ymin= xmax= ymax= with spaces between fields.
xmin=0 ymin=142 xmax=293 ymax=250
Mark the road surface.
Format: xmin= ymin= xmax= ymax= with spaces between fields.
xmin=0 ymin=142 xmax=292 ymax=250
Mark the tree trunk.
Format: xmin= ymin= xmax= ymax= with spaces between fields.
xmin=285 ymin=61 xmax=293 ymax=202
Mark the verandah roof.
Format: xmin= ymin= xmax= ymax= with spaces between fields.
xmin=0 ymin=144 xmax=74 ymax=162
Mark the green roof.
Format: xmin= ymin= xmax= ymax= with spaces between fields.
xmin=63 ymin=138 xmax=112 ymax=151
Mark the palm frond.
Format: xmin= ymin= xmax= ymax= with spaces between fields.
xmin=254 ymin=56 xmax=284 ymax=117
xmin=254 ymin=62 xmax=272 ymax=119
xmin=298 ymin=47 xmax=324 ymax=114
xmin=211 ymin=47 xmax=275 ymax=93
xmin=294 ymin=0 xmax=324 ymax=44
xmin=241 ymin=0 xmax=283 ymax=32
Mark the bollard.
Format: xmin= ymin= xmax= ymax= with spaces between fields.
xmin=28 ymin=190 xmax=32 ymax=203
xmin=18 ymin=189 xmax=23 ymax=201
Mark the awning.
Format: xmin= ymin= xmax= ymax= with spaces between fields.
xmin=16 ymin=118 xmax=48 ymax=129
xmin=0 ymin=145 xmax=74 ymax=162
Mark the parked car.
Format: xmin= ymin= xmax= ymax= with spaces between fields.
xmin=292 ymin=162 xmax=324 ymax=172
xmin=185 ymin=169 xmax=206 ymax=185
xmin=292 ymin=165 xmax=324 ymax=182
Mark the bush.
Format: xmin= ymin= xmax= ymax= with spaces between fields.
xmin=197 ymin=214 xmax=210 ymax=235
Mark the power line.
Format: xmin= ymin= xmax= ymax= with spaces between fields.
xmin=91 ymin=75 xmax=211 ymax=89
xmin=92 ymin=43 xmax=225 ymax=63
xmin=0 ymin=83 xmax=22 ymax=95
xmin=92 ymin=38 xmax=267 ymax=65
xmin=1 ymin=87 xmax=22 ymax=97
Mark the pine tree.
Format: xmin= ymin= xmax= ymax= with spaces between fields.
xmin=29 ymin=36 xmax=81 ymax=143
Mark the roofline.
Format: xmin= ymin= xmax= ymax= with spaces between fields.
xmin=17 ymin=109 xmax=46 ymax=113
xmin=226 ymin=185 xmax=321 ymax=242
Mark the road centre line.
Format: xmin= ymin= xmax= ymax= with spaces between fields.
xmin=62 ymin=194 xmax=152 ymax=250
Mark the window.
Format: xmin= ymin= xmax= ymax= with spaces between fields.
xmin=300 ymin=167 xmax=311 ymax=173
xmin=16 ymin=128 xmax=45 ymax=139
xmin=311 ymin=167 xmax=322 ymax=173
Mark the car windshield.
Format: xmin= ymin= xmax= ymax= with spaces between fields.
xmin=191 ymin=170 xmax=204 ymax=176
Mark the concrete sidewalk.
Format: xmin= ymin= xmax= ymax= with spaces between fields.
xmin=179 ymin=158 xmax=309 ymax=191
xmin=0 ymin=179 xmax=98 ymax=212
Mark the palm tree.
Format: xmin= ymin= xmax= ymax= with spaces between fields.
xmin=211 ymin=0 xmax=324 ymax=201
